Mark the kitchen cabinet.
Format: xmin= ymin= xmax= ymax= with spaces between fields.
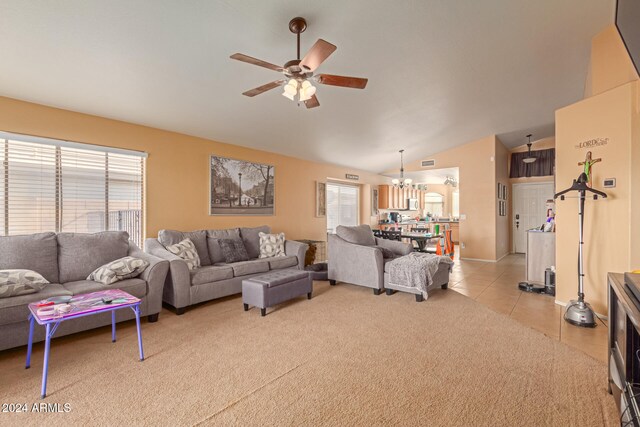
xmin=378 ymin=185 xmax=426 ymax=210
xmin=430 ymin=221 xmax=460 ymax=243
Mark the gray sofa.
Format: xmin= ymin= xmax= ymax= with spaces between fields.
xmin=145 ymin=226 xmax=308 ymax=314
xmin=328 ymin=224 xmax=450 ymax=296
xmin=0 ymin=231 xmax=169 ymax=352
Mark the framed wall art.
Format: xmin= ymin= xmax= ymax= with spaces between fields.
xmin=316 ymin=181 xmax=326 ymax=217
xmin=210 ymin=155 xmax=274 ymax=215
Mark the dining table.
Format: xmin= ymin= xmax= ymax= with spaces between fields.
xmin=400 ymin=232 xmax=443 ymax=252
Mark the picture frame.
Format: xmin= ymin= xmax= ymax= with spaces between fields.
xmin=497 ymin=183 xmax=507 ymax=201
xmin=209 ymin=155 xmax=275 ymax=215
xmin=316 ymin=181 xmax=326 ymax=218
xmin=498 ymin=200 xmax=506 ymax=216
xmin=371 ymin=187 xmax=379 ymax=216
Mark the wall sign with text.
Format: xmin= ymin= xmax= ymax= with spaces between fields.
xmin=345 ymin=174 xmax=359 ymax=180
xmin=575 ymin=137 xmax=609 ymax=149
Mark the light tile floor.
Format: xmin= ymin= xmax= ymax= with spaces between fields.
xmin=450 ymin=253 xmax=608 ymax=362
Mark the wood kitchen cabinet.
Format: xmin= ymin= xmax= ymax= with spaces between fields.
xmin=430 ymin=221 xmax=459 ymax=243
xmin=378 ymin=185 xmax=425 ymax=210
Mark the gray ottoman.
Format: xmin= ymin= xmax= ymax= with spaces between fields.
xmin=242 ymin=269 xmax=312 ymax=316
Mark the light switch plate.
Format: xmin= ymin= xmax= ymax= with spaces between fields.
xmin=460 ymin=214 xmax=466 ymax=220
xmin=603 ymin=178 xmax=616 ymax=188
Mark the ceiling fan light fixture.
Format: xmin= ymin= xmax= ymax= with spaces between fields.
xmin=284 ymin=79 xmax=298 ymax=95
xmin=230 ymin=17 xmax=368 ymax=109
xmin=299 ymin=82 xmax=316 ymax=101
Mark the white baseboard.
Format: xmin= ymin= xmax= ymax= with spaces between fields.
xmin=496 ymin=253 xmax=509 ymax=262
xmin=460 ymin=253 xmax=510 ymax=263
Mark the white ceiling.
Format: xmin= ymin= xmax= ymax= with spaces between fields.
xmin=0 ymin=1 xmax=614 ymax=173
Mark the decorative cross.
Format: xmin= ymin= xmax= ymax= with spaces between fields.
xmin=578 ymin=151 xmax=602 ymax=188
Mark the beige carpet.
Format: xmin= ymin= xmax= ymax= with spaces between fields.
xmin=0 ymin=281 xmax=617 ymax=426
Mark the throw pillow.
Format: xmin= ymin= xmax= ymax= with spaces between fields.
xmin=165 ymin=238 xmax=201 ymax=271
xmin=0 ymin=269 xmax=49 ymax=298
xmin=372 ymin=246 xmax=395 ymax=259
xmin=218 ymin=238 xmax=250 ymax=263
xmin=258 ymin=232 xmax=285 ymax=258
xmin=87 ymin=257 xmax=150 ymax=285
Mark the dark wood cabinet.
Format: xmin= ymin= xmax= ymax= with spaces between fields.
xmin=608 ymin=273 xmax=640 ymax=424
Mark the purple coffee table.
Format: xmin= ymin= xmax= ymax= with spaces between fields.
xmin=25 ymin=289 xmax=144 ymax=399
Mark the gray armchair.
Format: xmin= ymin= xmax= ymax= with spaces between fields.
xmin=328 ymin=225 xmax=413 ymax=294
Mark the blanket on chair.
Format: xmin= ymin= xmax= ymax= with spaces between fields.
xmin=387 ymin=253 xmax=454 ymax=299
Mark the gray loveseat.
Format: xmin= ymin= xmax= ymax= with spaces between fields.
xmin=145 ymin=226 xmax=308 ymax=314
xmin=328 ymin=224 xmax=450 ymax=296
xmin=0 ymin=231 xmax=169 ymax=351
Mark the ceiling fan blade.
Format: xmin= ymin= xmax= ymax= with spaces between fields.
xmin=230 ymin=53 xmax=283 ymax=72
xmin=242 ymin=80 xmax=286 ymax=97
xmin=316 ymin=74 xmax=368 ymax=89
xmin=304 ymin=94 xmax=320 ymax=109
xmin=299 ymin=39 xmax=337 ymax=71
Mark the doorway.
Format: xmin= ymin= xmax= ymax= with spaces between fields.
xmin=512 ymin=182 xmax=554 ymax=253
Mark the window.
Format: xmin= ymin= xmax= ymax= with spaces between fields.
xmin=0 ymin=132 xmax=145 ymax=246
xmin=424 ymin=192 xmax=444 ymax=217
xmin=452 ymin=190 xmax=460 ymax=218
xmin=326 ymin=182 xmax=359 ymax=233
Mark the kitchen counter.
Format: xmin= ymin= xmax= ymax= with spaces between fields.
xmin=377 ymin=221 xmax=459 ymax=243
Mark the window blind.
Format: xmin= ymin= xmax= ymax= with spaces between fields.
xmin=0 ymin=132 xmax=145 ymax=246
xmin=326 ymin=182 xmax=359 ymax=234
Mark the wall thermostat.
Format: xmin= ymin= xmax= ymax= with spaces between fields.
xmin=603 ymin=178 xmax=616 ymax=188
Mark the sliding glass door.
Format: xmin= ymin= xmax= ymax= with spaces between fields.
xmin=326 ymin=182 xmax=359 ymax=234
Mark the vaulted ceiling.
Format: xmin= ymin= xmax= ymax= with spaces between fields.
xmin=0 ymin=0 xmax=614 ymax=172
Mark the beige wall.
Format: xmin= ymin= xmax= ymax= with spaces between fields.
xmin=401 ymin=135 xmax=499 ymax=261
xmin=555 ymin=81 xmax=639 ymax=314
xmin=554 ymin=24 xmax=640 ymax=314
xmin=495 ymin=138 xmax=510 ymax=260
xmin=587 ymin=25 xmax=639 ymax=98
xmin=0 ymin=96 xmax=386 ymax=242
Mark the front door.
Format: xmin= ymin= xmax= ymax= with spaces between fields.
xmin=512 ymin=183 xmax=554 ymax=253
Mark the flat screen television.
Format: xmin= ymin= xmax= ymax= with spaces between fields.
xmin=616 ymin=0 xmax=640 ymax=75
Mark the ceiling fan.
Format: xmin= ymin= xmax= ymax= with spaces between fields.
xmin=230 ymin=17 xmax=368 ymax=109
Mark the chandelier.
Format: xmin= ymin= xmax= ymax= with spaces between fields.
xmin=391 ymin=149 xmax=413 ymax=189
xmin=282 ymin=79 xmax=317 ymax=102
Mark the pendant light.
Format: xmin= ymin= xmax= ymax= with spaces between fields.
xmin=391 ymin=149 xmax=413 ymax=189
xmin=523 ymin=134 xmax=537 ymax=164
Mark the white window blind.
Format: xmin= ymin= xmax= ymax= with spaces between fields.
xmin=452 ymin=191 xmax=460 ymax=218
xmin=0 ymin=132 xmax=145 ymax=246
xmin=326 ymin=182 xmax=359 ymax=234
